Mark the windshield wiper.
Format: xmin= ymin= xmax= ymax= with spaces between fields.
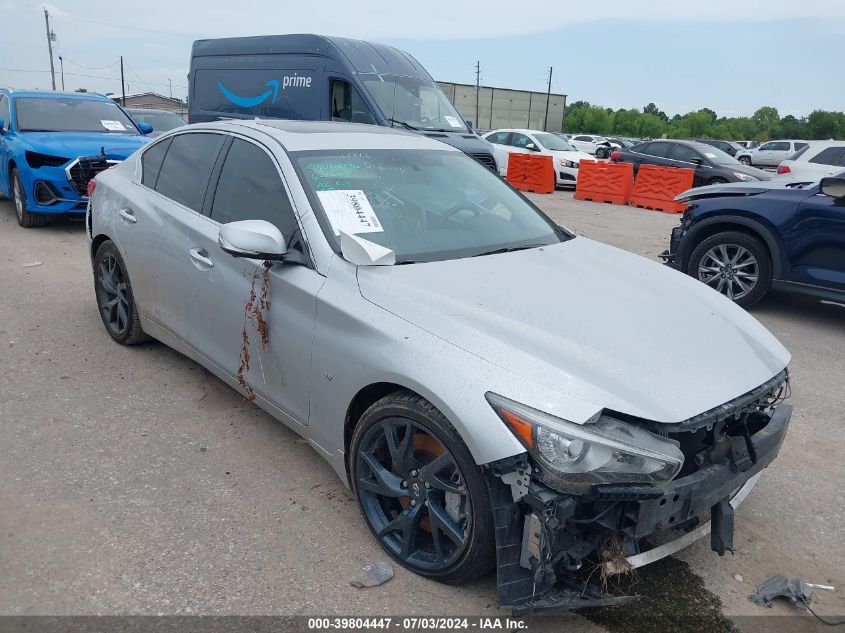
xmin=386 ymin=118 xmax=419 ymax=131
xmin=472 ymin=244 xmax=547 ymax=258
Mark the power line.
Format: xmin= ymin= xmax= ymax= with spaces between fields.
xmin=61 ymin=57 xmax=120 ymax=71
xmin=0 ymin=67 xmax=187 ymax=89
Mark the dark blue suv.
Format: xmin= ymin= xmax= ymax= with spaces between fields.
xmin=662 ymin=173 xmax=845 ymax=307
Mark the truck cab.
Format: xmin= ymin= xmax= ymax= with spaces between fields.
xmin=188 ymin=34 xmax=496 ymax=170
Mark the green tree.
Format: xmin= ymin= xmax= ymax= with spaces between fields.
xmin=751 ymin=106 xmax=779 ymax=137
xmin=643 ymin=102 xmax=668 ymax=122
xmin=638 ymin=113 xmax=665 ymax=139
xmin=775 ymin=115 xmax=806 ymax=139
xmin=805 ymin=110 xmax=844 ymax=140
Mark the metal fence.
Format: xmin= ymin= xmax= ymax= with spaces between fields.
xmin=437 ymin=82 xmax=566 ymax=132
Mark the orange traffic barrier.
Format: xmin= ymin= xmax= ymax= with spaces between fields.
xmin=628 ymin=164 xmax=695 ymax=214
xmin=573 ymin=160 xmax=634 ymax=205
xmin=506 ymin=153 xmax=555 ymax=194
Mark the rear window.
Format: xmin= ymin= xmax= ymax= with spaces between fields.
xmin=192 ymin=69 xmax=320 ymax=120
xmin=141 ymin=137 xmax=172 ymax=189
xmin=154 ymin=133 xmax=225 ymax=211
xmin=809 ymin=146 xmax=845 ymax=166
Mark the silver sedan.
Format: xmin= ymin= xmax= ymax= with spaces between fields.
xmin=87 ymin=120 xmax=791 ymax=608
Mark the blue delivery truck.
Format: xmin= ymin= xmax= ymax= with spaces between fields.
xmin=188 ymin=34 xmax=497 ymax=170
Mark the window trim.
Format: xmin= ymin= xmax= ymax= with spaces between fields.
xmin=203 ymin=131 xmax=315 ymax=268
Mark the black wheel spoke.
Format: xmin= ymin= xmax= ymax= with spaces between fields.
xmin=428 ymin=500 xmax=465 ymax=547
xmin=384 ymin=421 xmax=415 ymax=474
xmin=359 ymin=451 xmax=406 ymax=498
xmin=419 ymin=452 xmax=465 ymax=494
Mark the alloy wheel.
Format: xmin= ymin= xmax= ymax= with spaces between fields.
xmin=13 ymin=177 xmax=23 ymax=223
xmin=698 ymin=243 xmax=759 ymax=301
xmin=96 ymin=254 xmax=130 ymax=336
xmin=355 ymin=418 xmax=470 ymax=572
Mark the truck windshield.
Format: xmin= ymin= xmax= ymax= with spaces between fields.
xmin=293 ymin=149 xmax=565 ymax=264
xmin=361 ymin=75 xmax=468 ymax=133
xmin=15 ymin=97 xmax=138 ymax=134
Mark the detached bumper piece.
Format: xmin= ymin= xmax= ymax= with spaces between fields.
xmin=486 ymin=400 xmax=792 ymax=614
xmin=66 ymin=156 xmax=117 ymax=197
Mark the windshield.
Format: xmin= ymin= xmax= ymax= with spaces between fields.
xmin=128 ymin=110 xmax=185 ymax=132
xmin=360 ymin=75 xmax=468 ymax=132
xmin=15 ymin=97 xmax=138 ymax=133
xmin=696 ymin=144 xmax=740 ymax=166
xmin=533 ymin=132 xmax=576 ymax=152
xmin=293 ymin=149 xmax=565 ymax=263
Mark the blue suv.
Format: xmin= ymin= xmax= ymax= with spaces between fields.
xmin=662 ymin=174 xmax=845 ymax=307
xmin=0 ymin=90 xmax=151 ymax=227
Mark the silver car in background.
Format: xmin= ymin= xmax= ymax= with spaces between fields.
xmin=87 ymin=120 xmax=792 ymax=611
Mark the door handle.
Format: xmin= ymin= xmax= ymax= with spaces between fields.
xmin=189 ymin=247 xmax=214 ymax=269
xmin=118 ymin=208 xmax=136 ymax=224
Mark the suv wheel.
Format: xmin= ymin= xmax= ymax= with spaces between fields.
xmin=687 ymin=231 xmax=772 ymax=307
xmin=12 ymin=168 xmax=47 ymax=228
xmin=738 ymin=156 xmax=752 ymax=166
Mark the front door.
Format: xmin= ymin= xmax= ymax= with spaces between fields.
xmin=186 ymin=136 xmax=324 ymax=425
xmin=788 ymin=186 xmax=845 ymax=292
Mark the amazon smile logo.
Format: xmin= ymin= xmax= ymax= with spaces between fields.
xmin=217 ymin=74 xmax=313 ymax=108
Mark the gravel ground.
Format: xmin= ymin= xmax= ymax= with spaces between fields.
xmin=1 ymin=191 xmax=842 ymax=629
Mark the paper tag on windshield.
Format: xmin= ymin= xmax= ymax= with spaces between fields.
xmin=101 ymin=120 xmax=126 ymax=131
xmin=317 ymin=190 xmax=383 ymax=236
xmin=444 ymin=115 xmax=462 ymax=128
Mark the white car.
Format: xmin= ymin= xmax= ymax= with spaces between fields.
xmin=736 ymin=140 xmax=809 ymax=167
xmin=776 ymin=140 xmax=845 ymax=180
xmin=482 ymin=129 xmax=594 ymax=187
xmin=568 ymin=134 xmax=617 ymax=156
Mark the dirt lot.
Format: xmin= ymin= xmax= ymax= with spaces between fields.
xmin=0 ymin=192 xmax=842 ymax=630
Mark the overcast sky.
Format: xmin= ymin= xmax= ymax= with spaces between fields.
xmin=3 ymin=0 xmax=844 ymax=117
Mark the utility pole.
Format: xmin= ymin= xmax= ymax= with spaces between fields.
xmin=543 ymin=66 xmax=553 ymax=132
xmin=168 ymin=78 xmax=172 ymax=99
xmin=44 ymin=8 xmax=56 ymax=90
xmin=561 ymin=94 xmax=568 ymax=133
xmin=474 ymin=61 xmax=480 ymax=130
xmin=120 ymin=56 xmax=126 ymax=106
xmin=58 ymin=56 xmax=65 ymax=91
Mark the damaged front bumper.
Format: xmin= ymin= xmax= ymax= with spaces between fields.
xmin=486 ymin=400 xmax=792 ymax=614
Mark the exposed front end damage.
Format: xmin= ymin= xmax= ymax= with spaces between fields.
xmin=486 ymin=372 xmax=792 ymax=614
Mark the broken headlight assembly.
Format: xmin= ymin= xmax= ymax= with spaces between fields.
xmin=486 ymin=393 xmax=684 ymax=490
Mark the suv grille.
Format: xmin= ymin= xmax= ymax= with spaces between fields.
xmin=66 ymin=157 xmax=117 ymax=196
xmin=469 ymin=152 xmax=497 ymax=172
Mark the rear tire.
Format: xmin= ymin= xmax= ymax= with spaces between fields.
xmin=349 ymin=391 xmax=495 ymax=584
xmin=687 ymin=231 xmax=772 ymax=308
xmin=708 ymin=177 xmax=728 ymax=185
xmin=738 ymin=156 xmax=752 ymax=166
xmin=93 ymin=240 xmax=149 ymax=345
xmin=12 ymin=168 xmax=47 ymax=228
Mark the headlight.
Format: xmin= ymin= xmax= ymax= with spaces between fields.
xmin=733 ymin=172 xmax=756 ymax=181
xmin=558 ymin=159 xmax=578 ymax=169
xmin=486 ymin=393 xmax=683 ymax=488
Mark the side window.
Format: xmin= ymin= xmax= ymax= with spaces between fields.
xmin=809 ymin=147 xmax=845 ymax=166
xmin=759 ymin=142 xmax=775 ymax=151
xmin=574 ymin=135 xmax=592 ymax=142
xmin=769 ymin=141 xmax=790 ymax=151
xmin=794 ymin=142 xmax=808 ymax=152
xmin=330 ymin=80 xmax=375 ymax=125
xmin=141 ymin=137 xmax=172 ymax=189
xmin=510 ymin=133 xmax=532 ymax=148
xmin=155 ymin=133 xmax=225 ymax=211
xmin=0 ymin=95 xmax=9 ymax=130
xmin=210 ymin=139 xmax=299 ymax=240
xmin=668 ymin=144 xmax=699 ymax=163
xmin=486 ymin=131 xmax=510 ymax=145
xmin=642 ymin=142 xmax=670 ymax=158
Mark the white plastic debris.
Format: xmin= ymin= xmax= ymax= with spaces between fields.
xmin=350 ymin=561 xmax=394 ymax=588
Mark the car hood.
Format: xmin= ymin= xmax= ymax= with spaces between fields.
xmin=357 ymin=237 xmax=789 ymax=424
xmin=19 ymin=132 xmax=149 ymax=160
xmin=677 ymin=178 xmax=816 ymax=201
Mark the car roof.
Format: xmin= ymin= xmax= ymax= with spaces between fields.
xmin=186 ymin=119 xmax=461 ymax=153
xmin=1 ymin=89 xmax=113 ymax=102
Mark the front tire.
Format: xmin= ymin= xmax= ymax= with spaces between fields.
xmin=12 ymin=168 xmax=46 ymax=228
xmin=349 ymin=391 xmax=495 ymax=584
xmin=738 ymin=156 xmax=752 ymax=166
xmin=93 ymin=240 xmax=148 ymax=345
xmin=687 ymin=231 xmax=772 ymax=307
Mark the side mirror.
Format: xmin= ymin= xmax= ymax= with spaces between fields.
xmin=137 ymin=121 xmax=153 ymax=135
xmin=691 ymin=157 xmax=706 ymax=166
xmin=820 ymin=178 xmax=845 ymax=199
xmin=525 ymin=143 xmax=539 ymax=151
xmin=218 ymin=220 xmax=288 ymax=260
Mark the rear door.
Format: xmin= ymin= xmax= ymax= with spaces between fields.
xmin=808 ymin=147 xmax=845 ymax=176
xmin=666 ymin=143 xmax=709 ymax=186
xmin=756 ymin=141 xmax=790 ymax=166
xmin=484 ymin=131 xmax=512 ymax=176
xmin=186 ymin=135 xmax=324 ymax=424
xmin=115 ymin=131 xmax=226 ymax=338
xmin=788 ymin=184 xmax=845 ymax=292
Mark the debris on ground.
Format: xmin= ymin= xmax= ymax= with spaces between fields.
xmin=22 ymin=261 xmax=42 ymax=267
xmin=734 ymin=574 xmax=744 ymax=583
xmin=749 ymin=575 xmax=812 ymax=610
xmin=350 ymin=562 xmax=393 ymax=588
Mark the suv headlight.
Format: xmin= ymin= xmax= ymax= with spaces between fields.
xmin=487 ymin=393 xmax=683 ymax=488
